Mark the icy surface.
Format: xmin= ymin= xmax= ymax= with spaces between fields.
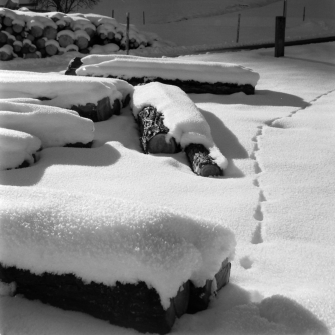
xmin=76 ymin=56 xmax=260 ymax=86
xmin=0 ymin=186 xmax=235 ymax=309
xmin=0 ymin=70 xmax=133 ymax=108
xmin=131 ymin=82 xmax=228 ymax=169
xmin=0 ymin=128 xmax=41 ymax=170
xmin=0 ymin=101 xmax=94 ymax=148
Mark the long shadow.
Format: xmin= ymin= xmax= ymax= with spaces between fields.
xmin=0 ymin=144 xmax=121 ymax=187
xmin=200 ymin=109 xmax=247 ymax=178
xmin=189 ymin=283 xmax=330 ymax=334
xmin=285 ymin=56 xmax=335 ymax=68
xmin=191 ymin=90 xmax=310 ymax=108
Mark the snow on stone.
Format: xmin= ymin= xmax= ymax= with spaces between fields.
xmin=45 ymin=39 xmax=60 ymax=49
xmin=131 ymin=82 xmax=228 ymax=170
xmin=12 ymin=18 xmax=25 ymax=27
xmin=0 ymin=70 xmax=134 ymax=110
xmin=0 ymin=128 xmax=41 ymax=170
xmin=0 ymin=45 xmax=13 ymax=56
xmin=0 ymin=101 xmax=94 ymax=148
xmin=26 ymin=18 xmax=44 ymax=30
xmin=64 ymin=44 xmax=79 ymax=52
xmin=74 ymin=29 xmax=90 ymax=40
xmin=57 ymin=29 xmax=76 ymax=40
xmin=0 ymin=186 xmax=236 ymax=309
xmin=76 ymin=56 xmax=260 ymax=86
xmin=67 ymin=14 xmax=96 ymax=32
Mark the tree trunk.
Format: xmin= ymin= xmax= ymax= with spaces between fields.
xmin=185 ymin=143 xmax=223 ymax=177
xmin=136 ymin=106 xmax=178 ymax=154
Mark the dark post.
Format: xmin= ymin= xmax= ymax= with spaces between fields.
xmin=143 ymin=11 xmax=145 ymax=25
xmin=112 ymin=9 xmax=114 ymax=18
xmin=236 ymin=14 xmax=241 ymax=43
xmin=283 ymin=0 xmax=287 ymax=17
xmin=303 ymin=6 xmax=306 ymax=21
xmin=275 ymin=16 xmax=286 ymax=57
xmin=126 ymin=12 xmax=130 ymax=55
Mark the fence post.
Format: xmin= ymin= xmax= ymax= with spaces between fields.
xmin=275 ymin=16 xmax=286 ymax=57
xmin=236 ymin=14 xmax=241 ymax=43
xmin=303 ymin=6 xmax=306 ymax=21
xmin=126 ymin=12 xmax=130 ymax=55
xmin=112 ymin=9 xmax=114 ymax=18
xmin=143 ymin=11 xmax=145 ymax=25
xmin=283 ymin=0 xmax=287 ymax=17
xmin=283 ymin=0 xmax=287 ymax=27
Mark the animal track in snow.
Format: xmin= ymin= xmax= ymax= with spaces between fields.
xmin=249 ymin=89 xmax=335 ymax=246
xmin=240 ymin=256 xmax=254 ymax=270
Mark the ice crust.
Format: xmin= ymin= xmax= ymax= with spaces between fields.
xmin=76 ymin=56 xmax=260 ymax=86
xmin=0 ymin=128 xmax=41 ymax=170
xmin=131 ymin=82 xmax=228 ymax=169
xmin=0 ymin=70 xmax=134 ymax=109
xmin=0 ymin=186 xmax=236 ymax=309
xmin=0 ymin=101 xmax=94 ymax=148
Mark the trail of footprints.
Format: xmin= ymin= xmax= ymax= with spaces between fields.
xmin=241 ymin=89 xmax=335 ymax=269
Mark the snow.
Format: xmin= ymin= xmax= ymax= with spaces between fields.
xmin=76 ymin=56 xmax=260 ymax=86
xmin=1 ymin=0 xmax=335 ymax=334
xmin=0 ymin=44 xmax=12 ymax=55
xmin=131 ymin=82 xmax=228 ymax=170
xmin=0 ymin=101 xmax=94 ymax=148
xmin=0 ymin=186 xmax=235 ymax=309
xmin=57 ymin=29 xmax=76 ymax=40
xmin=0 ymin=127 xmax=41 ymax=170
xmin=0 ymin=70 xmax=134 ymax=109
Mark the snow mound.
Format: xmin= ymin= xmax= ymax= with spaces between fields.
xmin=131 ymin=82 xmax=228 ymax=170
xmin=76 ymin=55 xmax=260 ymax=86
xmin=0 ymin=101 xmax=94 ymax=148
xmin=0 ymin=128 xmax=41 ymax=170
xmin=0 ymin=70 xmax=133 ymax=109
xmin=0 ymin=186 xmax=236 ymax=309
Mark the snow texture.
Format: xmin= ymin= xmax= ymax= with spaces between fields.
xmin=0 ymin=101 xmax=94 ymax=148
xmin=131 ymin=82 xmax=228 ymax=170
xmin=0 ymin=70 xmax=134 ymax=109
xmin=76 ymin=56 xmax=260 ymax=86
xmin=0 ymin=128 xmax=41 ymax=170
xmin=0 ymin=186 xmax=236 ymax=309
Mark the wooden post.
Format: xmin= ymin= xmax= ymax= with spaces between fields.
xmin=126 ymin=12 xmax=130 ymax=55
xmin=283 ymin=0 xmax=287 ymax=17
xmin=236 ymin=14 xmax=241 ymax=43
xmin=275 ymin=16 xmax=286 ymax=57
xmin=303 ymin=6 xmax=306 ymax=21
xmin=112 ymin=9 xmax=114 ymax=18
xmin=143 ymin=11 xmax=145 ymax=25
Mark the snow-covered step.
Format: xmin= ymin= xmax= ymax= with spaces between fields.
xmin=0 ymin=70 xmax=134 ymax=122
xmin=0 ymin=127 xmax=41 ymax=170
xmin=0 ymin=101 xmax=95 ymax=148
xmin=0 ymin=186 xmax=235 ymax=333
xmin=68 ymin=54 xmax=260 ymax=95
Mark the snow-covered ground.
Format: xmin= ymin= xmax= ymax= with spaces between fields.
xmin=1 ymin=0 xmax=335 ymax=334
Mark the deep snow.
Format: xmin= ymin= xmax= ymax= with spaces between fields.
xmin=0 ymin=0 xmax=335 ymax=334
